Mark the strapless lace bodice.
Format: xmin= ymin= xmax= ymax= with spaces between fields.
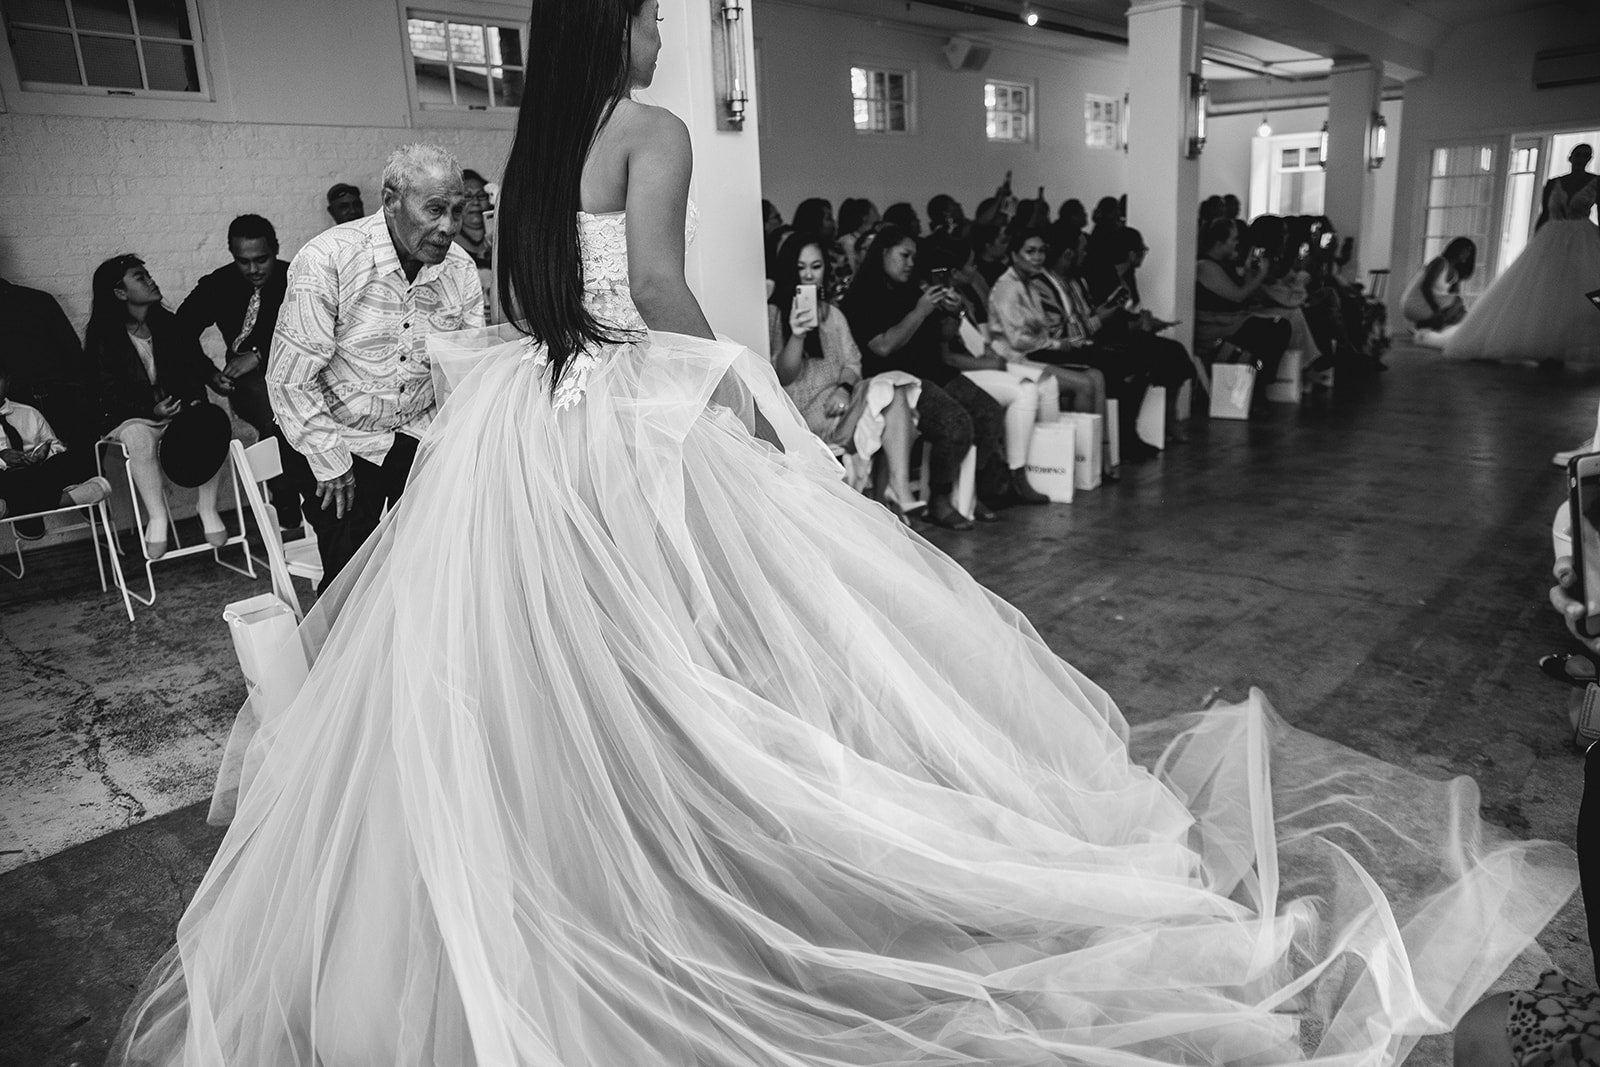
xmin=532 ymin=203 xmax=700 ymax=409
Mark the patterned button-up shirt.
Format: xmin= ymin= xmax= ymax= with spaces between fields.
xmin=268 ymin=212 xmax=483 ymax=482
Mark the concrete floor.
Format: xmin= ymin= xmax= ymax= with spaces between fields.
xmin=2 ymin=346 xmax=1597 ymax=1066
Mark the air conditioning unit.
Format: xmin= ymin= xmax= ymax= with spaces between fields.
xmin=1533 ymin=45 xmax=1600 ymax=89
xmin=943 ymin=37 xmax=992 ymax=72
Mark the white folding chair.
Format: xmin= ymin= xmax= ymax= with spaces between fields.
xmin=97 ymin=435 xmax=255 ymax=609
xmin=0 ymin=494 xmax=134 ymax=621
xmin=230 ymin=437 xmax=321 ymax=619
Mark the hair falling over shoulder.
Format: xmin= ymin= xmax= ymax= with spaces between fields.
xmin=498 ymin=1 xmax=648 ymax=395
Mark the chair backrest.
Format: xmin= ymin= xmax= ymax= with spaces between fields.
xmin=1366 ymin=268 xmax=1390 ymax=301
xmin=229 ymin=438 xmax=302 ymax=622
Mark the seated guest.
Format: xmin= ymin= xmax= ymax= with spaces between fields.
xmin=768 ymin=233 xmax=920 ymax=520
xmin=0 ymin=274 xmax=98 ymax=464
xmin=456 ymin=168 xmax=496 ymax=320
xmin=926 ymin=194 xmax=967 ymax=238
xmin=1400 ymin=237 xmax=1475 ymax=340
xmin=326 ymin=183 xmax=364 ymax=226
xmin=842 ymin=224 xmax=1007 ymax=529
xmin=0 ymin=361 xmax=111 ymax=539
xmin=987 ymin=229 xmax=1120 ymax=463
xmin=836 ymin=198 xmax=879 ymax=270
xmin=1087 ymin=227 xmax=1197 ymax=440
xmin=970 ymin=222 xmax=1011 ymax=288
xmin=89 ymin=254 xmax=231 ymax=558
xmin=1083 ymin=195 xmax=1125 ymax=282
xmin=881 ymin=202 xmax=923 ymax=238
xmin=176 ymin=214 xmax=300 ymax=534
xmin=1047 ymin=198 xmax=1087 ymax=264
xmin=1195 ymin=219 xmax=1290 ymax=400
xmin=762 ymin=199 xmax=791 ymax=281
xmin=791 ymin=198 xmax=836 ymax=243
xmin=919 ymin=236 xmax=1050 ymax=506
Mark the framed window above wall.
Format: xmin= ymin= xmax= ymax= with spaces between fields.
xmin=851 ymin=65 xmax=911 ymax=135
xmin=1084 ymin=93 xmax=1120 ymax=150
xmin=1 ymin=0 xmax=208 ymax=98
xmin=403 ymin=9 xmax=526 ymax=113
xmin=985 ymin=80 xmax=1031 ymax=143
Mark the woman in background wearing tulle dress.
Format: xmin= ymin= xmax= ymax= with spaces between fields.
xmin=1446 ymin=143 xmax=1600 ymax=365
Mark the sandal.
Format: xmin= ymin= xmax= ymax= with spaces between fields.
xmin=925 ymin=503 xmax=974 ymax=531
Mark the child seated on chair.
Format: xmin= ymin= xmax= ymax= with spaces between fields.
xmin=0 ymin=362 xmax=111 ymax=540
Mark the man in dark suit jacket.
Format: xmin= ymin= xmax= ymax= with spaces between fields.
xmin=177 ymin=214 xmax=300 ymax=530
xmin=0 ymin=276 xmax=98 ymax=476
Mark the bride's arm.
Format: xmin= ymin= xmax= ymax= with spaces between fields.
xmin=623 ymin=106 xmax=715 ymax=340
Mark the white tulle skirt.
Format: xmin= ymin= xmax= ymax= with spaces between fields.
xmin=1444 ymin=218 xmax=1600 ymax=364
xmin=111 ymin=328 xmax=1576 ymax=1066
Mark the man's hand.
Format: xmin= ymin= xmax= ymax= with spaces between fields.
xmin=224 ymin=350 xmax=262 ymax=379
xmin=153 ymin=396 xmax=183 ymax=419
xmin=1551 ymin=556 xmax=1600 ymax=655
xmin=317 ymin=469 xmax=357 ymax=520
xmin=0 ymin=448 xmax=29 ymax=468
xmin=210 ymin=369 xmax=236 ymax=395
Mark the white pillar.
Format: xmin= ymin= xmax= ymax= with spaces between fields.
xmin=1126 ymin=0 xmax=1203 ymax=353
xmin=644 ymin=0 xmax=768 ymax=353
xmin=1323 ymin=61 xmax=1382 ymax=279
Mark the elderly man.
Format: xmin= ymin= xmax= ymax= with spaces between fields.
xmin=178 ymin=215 xmax=301 ymax=532
xmin=270 ymin=144 xmax=483 ymax=590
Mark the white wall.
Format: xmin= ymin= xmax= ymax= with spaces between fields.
xmin=1200 ymin=99 xmax=1402 ymax=273
xmin=1390 ymin=2 xmax=1600 ymax=311
xmin=753 ymin=0 xmax=1131 ymax=226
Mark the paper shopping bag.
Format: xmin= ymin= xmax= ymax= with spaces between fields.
xmin=1059 ymin=412 xmax=1103 ymax=491
xmin=1209 ymin=363 xmax=1256 ymax=420
xmin=1024 ymin=421 xmax=1076 ymax=502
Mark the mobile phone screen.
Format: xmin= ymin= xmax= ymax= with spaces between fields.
xmin=1572 ymin=455 xmax=1600 ymax=633
xmin=929 ymin=267 xmax=951 ymax=288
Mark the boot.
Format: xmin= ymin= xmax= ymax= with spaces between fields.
xmin=1008 ymin=467 xmax=1050 ymax=505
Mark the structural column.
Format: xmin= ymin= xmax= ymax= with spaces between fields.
xmin=1323 ymin=61 xmax=1383 ymax=278
xmin=1126 ymin=0 xmax=1203 ymax=353
xmin=646 ymin=0 xmax=768 ymax=352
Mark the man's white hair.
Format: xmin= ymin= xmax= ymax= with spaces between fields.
xmin=382 ymin=143 xmax=462 ymax=198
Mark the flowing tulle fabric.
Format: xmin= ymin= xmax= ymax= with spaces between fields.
xmin=1444 ymin=219 xmax=1600 ymax=364
xmin=111 ymin=325 xmax=1576 ymax=1066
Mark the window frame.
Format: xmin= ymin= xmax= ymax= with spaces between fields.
xmin=849 ymin=63 xmax=914 ymax=136
xmin=984 ymin=78 xmax=1032 ymax=145
xmin=0 ymin=0 xmax=212 ymax=103
xmin=398 ymin=2 xmax=528 ymax=129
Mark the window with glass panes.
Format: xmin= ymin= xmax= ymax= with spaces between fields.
xmin=1423 ymin=143 xmax=1496 ymax=294
xmin=406 ymin=12 xmax=525 ymax=110
xmin=850 ymin=66 xmax=909 ymax=134
xmin=2 ymin=0 xmax=205 ymax=95
xmin=985 ymin=81 xmax=1030 ymax=143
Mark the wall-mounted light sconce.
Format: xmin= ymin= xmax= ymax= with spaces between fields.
xmin=1317 ymin=120 xmax=1329 ymax=169
xmin=1021 ymin=2 xmax=1039 ymax=26
xmin=1118 ymin=92 xmax=1130 ymax=152
xmin=710 ymin=0 xmax=749 ymax=131
xmin=1367 ymin=111 xmax=1387 ymax=169
xmin=1185 ymin=73 xmax=1208 ymax=158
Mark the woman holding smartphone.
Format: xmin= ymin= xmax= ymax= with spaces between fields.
xmin=768 ymin=233 xmax=921 ymax=520
xmin=1195 ymin=219 xmax=1290 ymax=388
xmin=842 ymin=225 xmax=1009 ymax=528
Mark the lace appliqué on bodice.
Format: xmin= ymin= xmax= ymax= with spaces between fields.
xmin=1550 ymin=175 xmax=1599 ymax=222
xmin=523 ymin=203 xmax=701 ymax=410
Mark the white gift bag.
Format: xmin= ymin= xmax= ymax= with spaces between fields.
xmin=1209 ymin=363 xmax=1256 ymax=420
xmin=223 ymin=593 xmax=309 ymax=729
xmin=1136 ymin=385 xmax=1166 ymax=448
xmin=1024 ymin=421 xmax=1077 ymax=502
xmin=1105 ymin=398 xmax=1121 ymax=468
xmin=1059 ymin=412 xmax=1103 ymax=491
xmin=1266 ymin=347 xmax=1302 ymax=404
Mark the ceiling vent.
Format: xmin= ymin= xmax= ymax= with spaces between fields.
xmin=943 ymin=37 xmax=993 ymax=71
xmin=1533 ymin=44 xmax=1600 ymax=89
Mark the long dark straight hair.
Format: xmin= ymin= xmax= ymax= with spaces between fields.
xmin=846 ymin=223 xmax=914 ymax=301
xmin=769 ymin=232 xmax=831 ymax=361
xmin=84 ymin=253 xmax=165 ymax=356
xmin=498 ymin=0 xmax=646 ymax=394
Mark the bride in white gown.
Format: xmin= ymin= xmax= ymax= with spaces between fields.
xmin=1445 ymin=143 xmax=1600 ymax=365
xmin=111 ymin=3 xmax=1577 ymax=1064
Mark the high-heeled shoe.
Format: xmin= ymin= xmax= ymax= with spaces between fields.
xmin=1540 ymin=652 xmax=1597 ymax=689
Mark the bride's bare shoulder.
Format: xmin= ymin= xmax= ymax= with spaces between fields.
xmin=607 ymin=99 xmax=690 ymax=154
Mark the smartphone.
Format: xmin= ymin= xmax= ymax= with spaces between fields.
xmin=928 ymin=267 xmax=951 ymax=288
xmin=1569 ymin=452 xmax=1600 ymax=636
xmin=1245 ymin=247 xmax=1266 ymax=271
xmin=1586 ymin=287 xmax=1600 ymax=311
xmin=1319 ymin=232 xmax=1335 ymax=250
xmin=793 ymin=283 xmax=818 ymax=322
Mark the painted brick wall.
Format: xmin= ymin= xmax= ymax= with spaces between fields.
xmin=0 ymin=114 xmax=512 ymax=337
